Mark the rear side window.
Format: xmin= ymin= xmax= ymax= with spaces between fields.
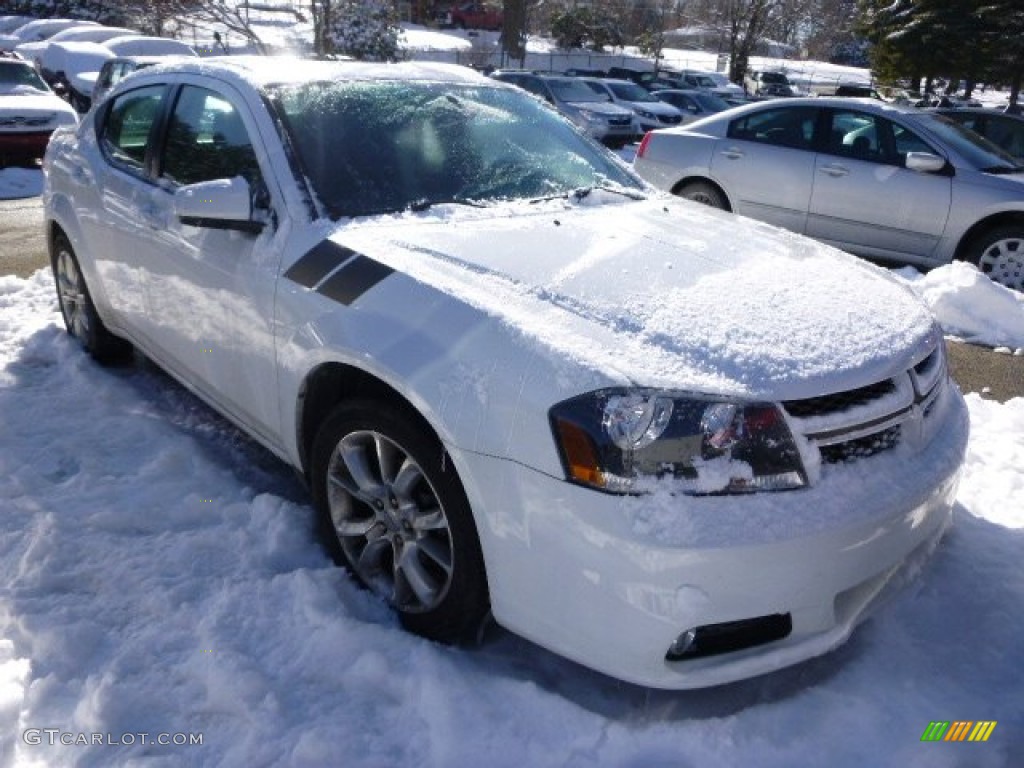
xmin=99 ymin=85 xmax=165 ymax=171
xmin=728 ymin=106 xmax=817 ymax=150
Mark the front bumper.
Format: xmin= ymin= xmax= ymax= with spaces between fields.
xmin=455 ymin=383 xmax=968 ymax=689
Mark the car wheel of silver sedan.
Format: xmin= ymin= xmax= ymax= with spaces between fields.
xmin=676 ymin=181 xmax=728 ymax=210
xmin=311 ymin=400 xmax=489 ymax=643
xmin=969 ymin=227 xmax=1024 ymax=292
xmin=51 ymin=233 xmax=131 ymax=363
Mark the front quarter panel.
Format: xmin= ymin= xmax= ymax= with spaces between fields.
xmin=273 ymin=244 xmax=620 ymax=480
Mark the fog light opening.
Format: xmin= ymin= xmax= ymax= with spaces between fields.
xmin=666 ymin=613 xmax=793 ymax=661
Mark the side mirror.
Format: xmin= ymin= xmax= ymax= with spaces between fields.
xmin=905 ymin=152 xmax=946 ymax=173
xmin=174 ymin=177 xmax=263 ymax=233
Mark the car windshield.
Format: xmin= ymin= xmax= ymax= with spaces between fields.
xmin=914 ymin=112 xmax=1024 ymax=172
xmin=693 ymin=91 xmax=729 ymax=111
xmin=547 ymin=78 xmax=607 ymax=103
xmin=0 ymin=62 xmax=49 ymax=92
xmin=269 ymin=80 xmax=644 ymax=219
xmin=608 ymin=81 xmax=656 ymax=102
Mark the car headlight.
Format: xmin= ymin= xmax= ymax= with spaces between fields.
xmin=576 ymin=109 xmax=602 ymax=124
xmin=550 ymin=389 xmax=806 ymax=495
xmin=636 ymin=109 xmax=655 ymax=120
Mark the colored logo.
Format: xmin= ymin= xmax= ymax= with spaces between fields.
xmin=921 ymin=721 xmax=997 ymax=742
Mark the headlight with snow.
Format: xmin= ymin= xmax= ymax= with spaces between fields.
xmin=550 ymin=389 xmax=807 ymax=495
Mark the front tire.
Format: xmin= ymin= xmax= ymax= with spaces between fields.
xmin=51 ymin=233 xmax=131 ymax=363
xmin=311 ymin=400 xmax=489 ymax=643
xmin=966 ymin=226 xmax=1024 ymax=292
xmin=675 ymin=181 xmax=728 ymax=209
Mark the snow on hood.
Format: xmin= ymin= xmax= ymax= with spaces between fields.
xmin=565 ymin=100 xmax=632 ymax=116
xmin=0 ymin=90 xmax=75 ymax=121
xmin=0 ymin=84 xmax=49 ymax=97
xmin=331 ymin=197 xmax=938 ymax=399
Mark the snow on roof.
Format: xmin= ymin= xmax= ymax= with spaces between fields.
xmin=102 ymin=35 xmax=197 ymax=57
xmin=144 ymin=56 xmax=489 ymax=90
xmin=41 ymin=41 xmax=115 ymax=75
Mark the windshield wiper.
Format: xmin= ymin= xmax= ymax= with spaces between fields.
xmin=529 ymin=185 xmax=647 ymax=204
xmin=408 ymin=197 xmax=488 ymax=212
xmin=981 ymin=165 xmax=1024 ymax=175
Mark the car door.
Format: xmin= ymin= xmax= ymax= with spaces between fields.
xmin=88 ymin=83 xmax=169 ymax=332
xmin=807 ymin=108 xmax=952 ymax=260
xmin=135 ymin=80 xmax=286 ymax=445
xmin=709 ymin=104 xmax=820 ymax=233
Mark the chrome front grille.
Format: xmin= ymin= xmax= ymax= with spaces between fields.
xmin=0 ymin=114 xmax=54 ymax=128
xmin=783 ymin=346 xmax=947 ymax=464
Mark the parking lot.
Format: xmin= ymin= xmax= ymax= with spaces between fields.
xmin=3 ymin=189 xmax=1020 ymax=401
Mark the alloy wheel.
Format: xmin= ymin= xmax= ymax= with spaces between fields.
xmin=325 ymin=430 xmax=454 ymax=613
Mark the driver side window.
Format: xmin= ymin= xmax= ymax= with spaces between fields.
xmin=160 ymin=86 xmax=262 ymax=189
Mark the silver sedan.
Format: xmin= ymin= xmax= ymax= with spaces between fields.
xmin=634 ymin=97 xmax=1024 ymax=292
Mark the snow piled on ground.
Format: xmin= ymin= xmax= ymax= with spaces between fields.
xmin=0 ymin=270 xmax=1022 ymax=766
xmin=896 ymin=263 xmax=1024 ymax=351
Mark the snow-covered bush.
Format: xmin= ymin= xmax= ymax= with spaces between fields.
xmin=327 ymin=0 xmax=404 ymax=61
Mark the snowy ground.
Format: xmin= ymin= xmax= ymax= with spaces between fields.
xmin=1 ymin=266 xmax=1022 ymax=766
xmin=0 ymin=170 xmax=42 ymax=201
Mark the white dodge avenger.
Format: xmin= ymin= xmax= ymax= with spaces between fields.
xmin=43 ymin=58 xmax=968 ymax=689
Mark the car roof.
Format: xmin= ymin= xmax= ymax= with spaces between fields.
xmin=722 ymin=96 xmax=918 ymax=117
xmin=127 ymin=56 xmax=493 ymax=90
xmin=935 ymin=107 xmax=1024 ymax=121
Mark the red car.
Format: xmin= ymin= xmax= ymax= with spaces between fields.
xmin=438 ymin=2 xmax=503 ymax=30
xmin=0 ymin=57 xmax=78 ymax=166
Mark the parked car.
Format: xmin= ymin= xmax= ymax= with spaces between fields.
xmin=580 ymin=77 xmax=683 ymax=134
xmin=745 ymin=70 xmax=795 ymax=97
xmin=490 ymin=70 xmax=636 ymax=147
xmin=833 ymin=82 xmax=881 ymax=99
xmin=0 ymin=19 xmax=97 ymax=52
xmin=44 ymin=57 xmax=967 ymax=689
xmin=606 ymin=66 xmax=662 ymax=91
xmin=15 ymin=25 xmax=135 ymax=76
xmin=671 ymin=69 xmax=745 ymax=100
xmin=0 ymin=16 xmax=34 ymax=36
xmin=653 ymin=88 xmax=731 ymax=124
xmin=934 ymin=107 xmax=1024 ymax=161
xmin=91 ymin=56 xmax=168 ymax=107
xmin=0 ymin=56 xmax=77 ymax=165
xmin=437 ymin=2 xmax=503 ymax=30
xmin=101 ymin=35 xmax=196 ymax=58
xmin=37 ymin=41 xmax=114 ymax=113
xmin=634 ymin=96 xmax=1024 ymax=292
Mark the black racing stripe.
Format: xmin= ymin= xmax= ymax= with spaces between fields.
xmin=317 ymin=256 xmax=395 ymax=306
xmin=284 ymin=240 xmax=356 ymax=288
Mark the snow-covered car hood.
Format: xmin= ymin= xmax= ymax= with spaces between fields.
xmin=628 ymin=99 xmax=680 ymax=116
xmin=565 ymin=100 xmax=632 ymax=117
xmin=327 ymin=197 xmax=938 ymax=400
xmin=0 ymin=87 xmax=77 ymax=127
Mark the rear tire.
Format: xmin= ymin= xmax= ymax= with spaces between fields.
xmin=675 ymin=181 xmax=728 ymax=210
xmin=51 ymin=233 xmax=132 ymax=364
xmin=965 ymin=226 xmax=1024 ymax=292
xmin=311 ymin=400 xmax=490 ymax=643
